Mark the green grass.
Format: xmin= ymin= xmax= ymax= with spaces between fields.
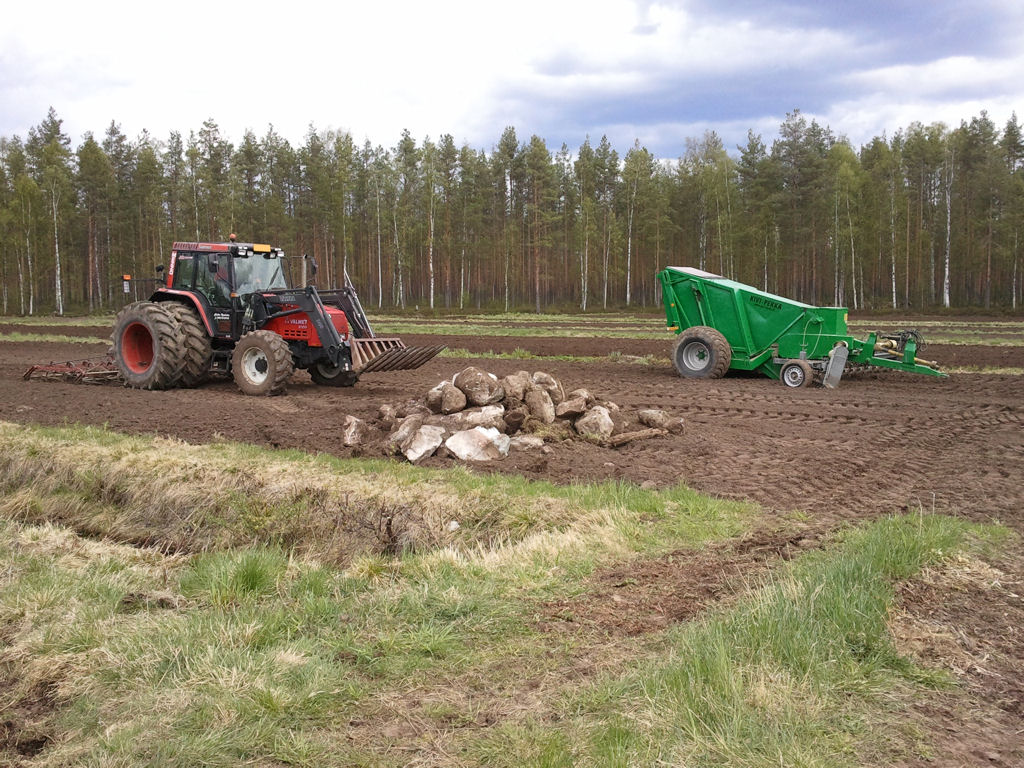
xmin=471 ymin=514 xmax=1006 ymax=767
xmin=0 ymin=331 xmax=110 ymax=344
xmin=0 ymin=421 xmax=752 ymax=564
xmin=0 ymin=315 xmax=113 ymax=327
xmin=0 ymin=507 xmax=1005 ymax=767
xmin=374 ymin=320 xmax=671 ymax=340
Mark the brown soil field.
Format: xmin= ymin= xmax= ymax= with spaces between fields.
xmin=1 ymin=321 xmax=1022 ymax=767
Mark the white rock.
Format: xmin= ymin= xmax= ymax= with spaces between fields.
xmin=445 ymin=427 xmax=511 ymax=461
xmin=401 ymin=424 xmax=446 ymax=462
xmin=509 ymin=435 xmax=545 ymax=451
xmin=387 ymin=414 xmax=424 ymax=450
xmin=341 ymin=415 xmax=368 ymax=447
xmin=574 ymin=405 xmax=614 ymax=439
xmin=637 ymin=408 xmax=685 ymax=433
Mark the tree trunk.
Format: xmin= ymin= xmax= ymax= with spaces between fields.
xmin=48 ymin=183 xmax=64 ymax=316
xmin=943 ymin=152 xmax=954 ymax=308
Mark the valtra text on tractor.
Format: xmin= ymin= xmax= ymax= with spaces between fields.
xmin=108 ymin=239 xmax=443 ymax=395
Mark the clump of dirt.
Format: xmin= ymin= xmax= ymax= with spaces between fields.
xmin=540 ymin=527 xmax=823 ymax=637
xmin=891 ymin=550 xmax=1024 ymax=768
xmin=0 ymin=679 xmax=55 ymax=764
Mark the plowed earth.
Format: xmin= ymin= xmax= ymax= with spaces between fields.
xmin=2 ymin=331 xmax=1021 ymax=525
xmin=2 ymin=320 xmax=1023 ymax=767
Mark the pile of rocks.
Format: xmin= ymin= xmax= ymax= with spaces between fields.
xmin=372 ymin=366 xmax=684 ymax=464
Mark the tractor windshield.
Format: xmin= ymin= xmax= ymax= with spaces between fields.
xmin=233 ymin=255 xmax=288 ymax=294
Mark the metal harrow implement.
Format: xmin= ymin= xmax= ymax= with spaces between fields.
xmin=23 ymin=357 xmax=120 ymax=384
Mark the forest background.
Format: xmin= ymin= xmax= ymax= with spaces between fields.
xmin=2 ymin=107 xmax=1022 ymax=317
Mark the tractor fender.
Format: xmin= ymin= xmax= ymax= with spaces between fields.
xmin=150 ymin=289 xmax=214 ymax=336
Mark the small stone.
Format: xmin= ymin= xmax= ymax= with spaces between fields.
xmin=340 ymin=415 xmax=368 ymax=447
xmin=510 ymin=434 xmax=545 ymax=451
xmin=566 ymin=388 xmax=594 ymax=405
xmin=554 ymin=396 xmax=587 ymax=420
xmin=638 ymin=408 xmax=684 ymax=433
xmin=378 ymin=403 xmax=397 ymax=426
xmin=397 ymin=399 xmax=432 ymax=419
xmin=575 ymin=405 xmax=614 ymax=439
xmin=531 ymin=371 xmax=565 ymax=404
xmin=525 ymin=388 xmax=555 ymax=424
xmin=446 ymin=520 xmax=461 ymax=532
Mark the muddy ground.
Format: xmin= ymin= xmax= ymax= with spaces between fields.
xmin=1 ymin=326 xmax=1022 ymax=766
xmin=2 ymin=333 xmax=1020 ymax=525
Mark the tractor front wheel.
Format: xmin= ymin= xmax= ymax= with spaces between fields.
xmin=780 ymin=359 xmax=814 ymax=388
xmin=309 ymin=360 xmax=359 ymax=387
xmin=231 ymin=331 xmax=294 ymax=396
xmin=111 ymin=301 xmax=185 ymax=390
xmin=672 ymin=326 xmax=731 ymax=379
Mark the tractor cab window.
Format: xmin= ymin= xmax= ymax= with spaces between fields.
xmin=171 ymin=252 xmax=196 ymax=290
xmin=195 ymin=252 xmax=233 ymax=308
xmin=233 ymin=255 xmax=288 ymax=295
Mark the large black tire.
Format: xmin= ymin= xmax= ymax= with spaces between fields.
xmin=309 ymin=360 xmax=359 ymax=388
xmin=162 ymin=302 xmax=212 ymax=388
xmin=672 ymin=326 xmax=732 ymax=379
xmin=780 ymin=359 xmax=814 ymax=388
xmin=231 ymin=330 xmax=294 ymax=396
xmin=111 ymin=301 xmax=185 ymax=390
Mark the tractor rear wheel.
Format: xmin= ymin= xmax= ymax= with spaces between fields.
xmin=111 ymin=301 xmax=185 ymax=390
xmin=162 ymin=302 xmax=212 ymax=388
xmin=231 ymin=330 xmax=294 ymax=396
xmin=309 ymin=361 xmax=359 ymax=387
xmin=672 ymin=326 xmax=731 ymax=379
xmin=780 ymin=359 xmax=814 ymax=388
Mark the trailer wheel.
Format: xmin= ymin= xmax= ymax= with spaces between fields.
xmin=231 ymin=330 xmax=294 ymax=396
xmin=309 ymin=361 xmax=359 ymax=387
xmin=672 ymin=326 xmax=731 ymax=379
xmin=111 ymin=301 xmax=185 ymax=390
xmin=780 ymin=359 xmax=814 ymax=388
xmin=162 ymin=302 xmax=212 ymax=387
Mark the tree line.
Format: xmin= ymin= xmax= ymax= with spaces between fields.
xmin=1 ymin=107 xmax=1022 ymax=316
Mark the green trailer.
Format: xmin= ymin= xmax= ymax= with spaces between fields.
xmin=657 ymin=267 xmax=946 ymax=388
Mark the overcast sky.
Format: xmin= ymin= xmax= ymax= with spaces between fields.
xmin=2 ymin=0 xmax=1022 ymax=158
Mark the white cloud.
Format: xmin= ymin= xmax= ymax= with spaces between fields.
xmin=1 ymin=0 xmax=1022 ymax=157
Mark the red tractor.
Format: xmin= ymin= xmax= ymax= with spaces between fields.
xmin=110 ymin=240 xmax=443 ymax=395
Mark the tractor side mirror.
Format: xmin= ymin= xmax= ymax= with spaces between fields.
xmin=155 ymin=264 xmax=164 ymax=274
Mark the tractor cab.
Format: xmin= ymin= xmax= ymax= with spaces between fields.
xmin=172 ymin=242 xmax=287 ymax=308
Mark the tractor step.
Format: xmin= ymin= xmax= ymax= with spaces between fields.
xmin=350 ymin=337 xmax=445 ymax=373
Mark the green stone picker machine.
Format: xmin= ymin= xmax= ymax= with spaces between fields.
xmin=657 ymin=267 xmax=946 ymax=388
